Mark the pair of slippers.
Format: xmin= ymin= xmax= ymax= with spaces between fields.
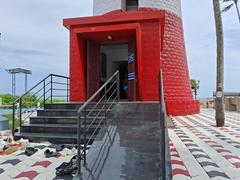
xmin=24 ymin=147 xmax=38 ymax=156
xmin=44 ymin=149 xmax=58 ymax=158
xmin=56 ymin=155 xmax=78 ymax=176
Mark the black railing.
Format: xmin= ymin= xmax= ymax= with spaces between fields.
xmin=159 ymin=70 xmax=173 ymax=180
xmin=12 ymin=74 xmax=70 ymax=135
xmin=76 ymin=71 xmax=120 ymax=178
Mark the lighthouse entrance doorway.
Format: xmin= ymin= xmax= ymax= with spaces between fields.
xmin=99 ymin=42 xmax=136 ymax=101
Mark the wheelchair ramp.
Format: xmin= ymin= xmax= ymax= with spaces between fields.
xmin=81 ymin=102 xmax=172 ymax=180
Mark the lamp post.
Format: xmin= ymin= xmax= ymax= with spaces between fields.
xmin=5 ymin=68 xmax=32 ymax=98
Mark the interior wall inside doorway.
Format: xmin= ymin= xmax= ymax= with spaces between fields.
xmin=101 ymin=44 xmax=128 ymax=80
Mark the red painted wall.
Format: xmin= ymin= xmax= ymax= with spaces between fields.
xmin=160 ymin=12 xmax=200 ymax=115
xmin=64 ymin=9 xmax=200 ymax=115
xmin=69 ymin=33 xmax=86 ymax=101
xmin=140 ymin=21 xmax=161 ymax=100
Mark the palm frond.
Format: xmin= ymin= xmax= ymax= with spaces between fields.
xmin=222 ymin=3 xmax=234 ymax=12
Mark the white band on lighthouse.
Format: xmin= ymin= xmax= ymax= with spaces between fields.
xmin=139 ymin=0 xmax=182 ymax=17
xmin=93 ymin=0 xmax=182 ymax=17
xmin=93 ymin=0 xmax=122 ymax=16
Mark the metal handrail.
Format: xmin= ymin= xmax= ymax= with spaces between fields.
xmin=76 ymin=70 xmax=120 ymax=178
xmin=159 ymin=70 xmax=173 ymax=180
xmin=12 ymin=74 xmax=70 ymax=136
xmin=77 ymin=71 xmax=119 ymax=115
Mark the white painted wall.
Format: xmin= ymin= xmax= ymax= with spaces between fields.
xmin=93 ymin=0 xmax=182 ymax=17
xmin=93 ymin=0 xmax=126 ymax=15
xmin=139 ymin=0 xmax=182 ymax=17
xmin=101 ymin=44 xmax=128 ymax=80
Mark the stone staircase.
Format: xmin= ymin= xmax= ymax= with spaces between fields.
xmin=15 ymin=103 xmax=113 ymax=144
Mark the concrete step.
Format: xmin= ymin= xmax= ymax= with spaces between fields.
xmin=37 ymin=109 xmax=106 ymax=117
xmin=14 ymin=132 xmax=95 ymax=144
xmin=21 ymin=123 xmax=101 ymax=134
xmin=44 ymin=103 xmax=114 ymax=110
xmin=29 ymin=116 xmax=105 ymax=124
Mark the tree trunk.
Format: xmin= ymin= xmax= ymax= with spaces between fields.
xmin=213 ymin=0 xmax=225 ymax=127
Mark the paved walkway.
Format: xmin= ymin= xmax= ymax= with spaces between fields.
xmin=170 ymin=108 xmax=240 ymax=180
xmin=1 ymin=108 xmax=240 ymax=179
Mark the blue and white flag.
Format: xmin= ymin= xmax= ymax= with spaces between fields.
xmin=128 ymin=72 xmax=135 ymax=81
xmin=128 ymin=53 xmax=135 ymax=64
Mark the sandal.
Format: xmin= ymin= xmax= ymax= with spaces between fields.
xmin=44 ymin=149 xmax=58 ymax=158
xmin=56 ymin=144 xmax=65 ymax=152
xmin=24 ymin=147 xmax=38 ymax=156
xmin=55 ymin=155 xmax=78 ymax=176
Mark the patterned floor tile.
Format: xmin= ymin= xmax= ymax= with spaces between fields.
xmin=171 ymin=109 xmax=240 ymax=179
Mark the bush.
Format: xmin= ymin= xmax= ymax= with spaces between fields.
xmin=0 ymin=94 xmax=15 ymax=105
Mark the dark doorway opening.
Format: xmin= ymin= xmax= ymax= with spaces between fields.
xmin=118 ymin=62 xmax=128 ymax=99
xmin=100 ymin=44 xmax=129 ymax=100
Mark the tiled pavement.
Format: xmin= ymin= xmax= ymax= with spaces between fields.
xmin=170 ymin=108 xmax=240 ymax=180
xmin=1 ymin=108 xmax=240 ymax=179
xmin=0 ymin=143 xmax=76 ymax=180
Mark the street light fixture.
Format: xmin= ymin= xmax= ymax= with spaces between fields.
xmin=5 ymin=68 xmax=32 ymax=98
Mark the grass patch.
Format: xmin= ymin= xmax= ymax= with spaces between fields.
xmin=2 ymin=114 xmax=20 ymax=130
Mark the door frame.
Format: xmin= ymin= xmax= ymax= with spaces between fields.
xmin=74 ymin=23 xmax=143 ymax=100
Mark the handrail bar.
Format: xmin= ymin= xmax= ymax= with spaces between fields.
xmin=76 ymin=70 xmax=119 ymax=178
xmin=13 ymin=74 xmax=69 ymax=103
xmin=12 ymin=73 xmax=70 ymax=136
xmin=86 ymin=81 xmax=116 ymax=117
xmin=77 ymin=70 xmax=119 ymax=115
xmin=159 ymin=69 xmax=172 ymax=180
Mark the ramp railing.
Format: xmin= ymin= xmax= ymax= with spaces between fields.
xmin=159 ymin=70 xmax=173 ymax=180
xmin=76 ymin=70 xmax=120 ymax=178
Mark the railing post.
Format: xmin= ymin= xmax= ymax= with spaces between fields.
xmin=116 ymin=72 xmax=120 ymax=103
xmin=83 ymin=107 xmax=87 ymax=165
xmin=43 ymin=79 xmax=46 ymax=107
xmin=50 ymin=75 xmax=53 ymax=104
xmin=104 ymin=86 xmax=107 ymax=125
xmin=19 ymin=98 xmax=22 ymax=127
xmin=12 ymin=103 xmax=15 ymax=135
xmin=67 ymin=78 xmax=69 ymax=102
xmin=76 ymin=112 xmax=82 ymax=178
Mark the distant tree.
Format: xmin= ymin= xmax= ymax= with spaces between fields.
xmin=222 ymin=0 xmax=240 ymax=23
xmin=191 ymin=80 xmax=200 ymax=99
xmin=0 ymin=94 xmax=15 ymax=105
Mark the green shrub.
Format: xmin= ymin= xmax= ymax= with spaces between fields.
xmin=0 ymin=94 xmax=15 ymax=105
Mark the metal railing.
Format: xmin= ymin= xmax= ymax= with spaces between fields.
xmin=76 ymin=70 xmax=120 ymax=178
xmin=12 ymin=74 xmax=70 ymax=135
xmin=159 ymin=70 xmax=173 ymax=180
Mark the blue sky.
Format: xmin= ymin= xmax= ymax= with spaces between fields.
xmin=0 ymin=0 xmax=239 ymax=98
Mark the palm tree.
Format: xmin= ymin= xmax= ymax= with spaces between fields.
xmin=222 ymin=0 xmax=240 ymax=23
xmin=191 ymin=80 xmax=200 ymax=99
xmin=213 ymin=0 xmax=225 ymax=127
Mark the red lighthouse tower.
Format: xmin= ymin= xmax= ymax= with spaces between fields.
xmin=63 ymin=0 xmax=200 ymax=116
